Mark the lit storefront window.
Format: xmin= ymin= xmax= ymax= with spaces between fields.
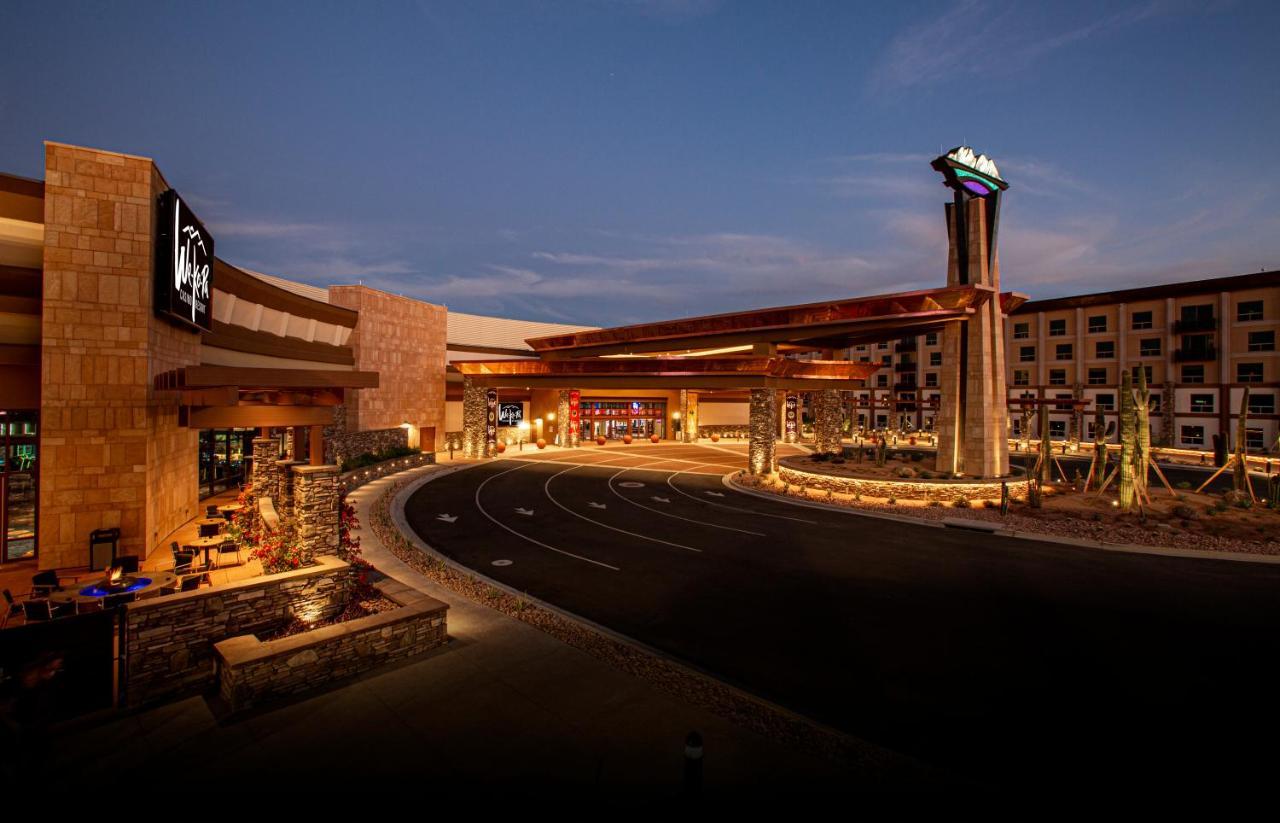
xmin=1 ymin=411 xmax=38 ymax=563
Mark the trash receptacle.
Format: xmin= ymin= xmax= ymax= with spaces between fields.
xmin=89 ymin=527 xmax=121 ymax=571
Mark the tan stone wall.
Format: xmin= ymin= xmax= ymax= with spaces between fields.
xmin=39 ymin=143 xmax=200 ymax=570
xmin=328 ymin=286 xmax=447 ymax=450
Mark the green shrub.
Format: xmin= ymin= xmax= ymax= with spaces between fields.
xmin=339 ymin=445 xmax=421 ymax=473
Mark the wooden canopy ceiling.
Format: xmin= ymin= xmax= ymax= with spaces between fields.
xmin=154 ymin=365 xmax=379 ymax=428
xmin=525 ymin=285 xmax=1028 ymax=359
xmin=453 ymin=357 xmax=879 ymax=391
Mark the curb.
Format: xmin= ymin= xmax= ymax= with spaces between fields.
xmin=723 ymin=472 xmax=1280 ymax=566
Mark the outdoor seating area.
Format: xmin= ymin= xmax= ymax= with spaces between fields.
xmin=0 ymin=491 xmax=263 ymax=630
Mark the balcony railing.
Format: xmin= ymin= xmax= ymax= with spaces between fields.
xmin=894 ymin=361 xmax=917 ymax=373
xmin=893 ymin=382 xmax=917 ymax=393
xmin=1174 ymin=345 xmax=1217 ymax=362
xmin=1173 ymin=317 xmax=1217 ymax=334
xmin=894 ymin=340 xmax=917 ymax=353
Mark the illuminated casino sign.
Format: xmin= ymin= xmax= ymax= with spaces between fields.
xmin=485 ymin=389 xmax=498 ymax=451
xmin=498 ymin=402 xmax=524 ymax=426
xmin=155 ymin=189 xmax=214 ymax=332
xmin=930 ymin=146 xmax=1008 ymax=197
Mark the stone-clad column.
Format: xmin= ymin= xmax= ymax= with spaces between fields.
xmin=293 ymin=464 xmax=340 ymax=560
xmin=251 ymin=437 xmax=276 ymax=494
xmin=462 ymin=377 xmax=488 ymax=459
xmin=275 ymin=459 xmax=305 ymax=518
xmin=557 ymin=390 xmax=572 ymax=447
xmin=680 ymin=390 xmax=700 ymax=443
xmin=813 ymin=389 xmax=843 ymax=454
xmin=748 ymin=389 xmax=777 ymax=475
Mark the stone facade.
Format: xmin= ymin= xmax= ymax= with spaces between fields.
xmin=328 ymin=286 xmax=447 ymax=451
xmin=680 ymin=389 xmax=699 ymax=443
xmin=339 ymin=451 xmax=436 ymax=492
xmin=556 ymin=390 xmax=572 ymax=447
xmin=461 ymin=377 xmax=489 ymax=458
xmin=250 ymin=436 xmax=276 ymax=493
xmin=293 ymin=464 xmax=339 ymax=559
xmin=777 ymin=464 xmax=1029 ymax=503
xmin=813 ymin=389 xmax=843 ymax=454
xmin=38 ymin=143 xmax=201 ymax=569
xmin=748 ymin=388 xmax=777 ymax=475
xmin=122 ymin=556 xmax=355 ymax=707
xmin=274 ymin=459 xmax=304 ymax=514
xmin=214 ymin=577 xmax=448 ymax=713
xmin=328 ymin=424 xmax=409 ymax=468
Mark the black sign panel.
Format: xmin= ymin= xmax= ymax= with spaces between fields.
xmin=485 ymin=389 xmax=499 ymax=452
xmin=498 ymin=402 xmax=524 ymax=426
xmin=155 ymin=189 xmax=214 ymax=332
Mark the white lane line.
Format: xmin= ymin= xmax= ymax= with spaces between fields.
xmin=544 ymin=466 xmax=702 ymax=554
xmin=664 ymin=471 xmax=818 ymax=524
xmin=607 ymin=469 xmax=765 ymax=537
xmin=474 ymin=462 xmax=620 ymax=571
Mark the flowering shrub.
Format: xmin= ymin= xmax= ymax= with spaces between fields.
xmin=338 ymin=491 xmax=368 ymax=570
xmin=225 ymin=484 xmax=256 ymax=548
xmin=251 ymin=525 xmax=308 ymax=574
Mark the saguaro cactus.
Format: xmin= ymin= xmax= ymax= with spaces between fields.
xmin=1135 ymin=367 xmax=1151 ymax=500
xmin=1234 ymin=387 xmax=1251 ymax=494
xmin=1089 ymin=406 xmax=1106 ymax=491
xmin=1118 ymin=370 xmax=1136 ymax=511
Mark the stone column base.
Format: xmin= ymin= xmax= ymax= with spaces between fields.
xmin=748 ymin=389 xmax=777 ymax=475
xmin=293 ymin=464 xmax=340 ymax=560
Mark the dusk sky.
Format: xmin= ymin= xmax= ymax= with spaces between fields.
xmin=2 ymin=0 xmax=1277 ymax=326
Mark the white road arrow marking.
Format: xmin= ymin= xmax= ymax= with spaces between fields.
xmin=515 ymin=507 xmax=535 ymax=516
xmin=704 ymin=491 xmax=725 ymax=498
xmin=436 ymin=514 xmax=458 ymax=523
xmin=588 ymin=501 xmax=607 ymax=509
xmin=651 ymin=496 xmax=670 ymax=503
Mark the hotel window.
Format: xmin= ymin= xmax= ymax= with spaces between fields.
xmin=1055 ymin=394 xmax=1073 ymax=412
xmin=1150 ymin=395 xmax=1162 ymax=413
xmin=925 ymin=332 xmax=938 ymax=346
xmin=1055 ymin=344 xmax=1073 ymax=360
xmin=1049 ymin=369 xmax=1067 ymax=386
xmin=859 ymin=356 xmax=870 ymax=363
xmin=1182 ymin=304 xmax=1214 ymax=323
xmin=1248 ymin=394 xmax=1275 ymax=415
xmin=855 ymin=345 xmax=866 ymax=351
xmin=877 ymin=374 xmax=889 ymax=387
xmin=1088 ymin=368 xmax=1107 ymax=385
xmin=1049 ymin=319 xmax=1067 ymax=337
xmin=881 ymin=354 xmax=892 ymax=365
xmin=1131 ymin=310 xmax=1153 ymax=330
xmin=1181 ymin=425 xmax=1205 ymax=446
xmin=1248 ymin=330 xmax=1275 ymax=351
xmin=1131 ymin=364 xmax=1153 ymax=384
xmin=1190 ymin=394 xmax=1214 ymax=413
xmin=1247 ymin=428 xmax=1265 ymax=451
xmin=1095 ymin=341 xmax=1115 ymax=359
xmin=878 ymin=342 xmax=888 ymax=350
xmin=1049 ymin=420 xmax=1066 ymax=439
xmin=1182 ymin=364 xmax=1204 ymax=384
xmin=1088 ymin=315 xmax=1107 ymax=333
xmin=1011 ymin=419 xmax=1022 ymax=437
xmin=1238 ymin=363 xmax=1264 ymax=383
xmin=1139 ymin=338 xmax=1161 ymax=357
xmin=1013 ymin=322 xmax=1030 ymax=340
xmin=1095 ymin=394 xmax=1115 ymax=412
xmin=929 ymin=351 xmax=942 ymax=366
xmin=1019 ymin=346 xmax=1036 ymax=362
xmin=1237 ymin=300 xmax=1264 ymax=322
xmin=1013 ymin=370 xmax=1030 ymax=386
xmin=925 ymin=372 xmax=938 ymax=387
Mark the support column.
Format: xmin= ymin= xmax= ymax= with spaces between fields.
xmin=462 ymin=377 xmax=488 ymax=458
xmin=748 ymin=388 xmax=777 ymax=475
xmin=251 ymin=437 xmax=276 ymax=494
xmin=680 ymin=389 xmax=699 ymax=443
xmin=813 ymin=389 xmax=843 ymax=454
xmin=275 ymin=459 xmax=305 ymax=518
xmin=309 ymin=425 xmax=325 ymax=467
xmin=293 ymin=464 xmax=339 ymax=561
xmin=557 ymin=390 xmax=572 ymax=447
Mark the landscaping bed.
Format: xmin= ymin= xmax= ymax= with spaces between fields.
xmin=257 ymin=580 xmax=399 ymax=641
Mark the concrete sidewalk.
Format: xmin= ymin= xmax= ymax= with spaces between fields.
xmin=34 ymin=464 xmax=926 ymax=795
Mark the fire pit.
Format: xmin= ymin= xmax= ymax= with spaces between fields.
xmin=79 ymin=566 xmax=153 ymax=598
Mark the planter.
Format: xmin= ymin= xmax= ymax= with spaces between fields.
xmin=650 ymin=434 xmax=660 ymax=444
xmin=622 ymin=434 xmax=633 ymax=444
xmin=495 ymin=442 xmax=506 ymax=454
xmin=710 ymin=433 xmax=720 ymax=442
xmin=536 ymin=439 xmax=547 ymax=449
xmin=595 ymin=436 xmax=607 ymax=446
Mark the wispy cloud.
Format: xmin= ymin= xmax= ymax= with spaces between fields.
xmin=869 ymin=1 xmax=1169 ymax=92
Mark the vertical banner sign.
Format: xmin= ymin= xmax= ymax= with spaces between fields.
xmin=485 ymin=389 xmax=498 ymax=455
xmin=785 ymin=394 xmax=798 ymax=439
xmin=154 ymin=189 xmax=214 ymax=331
xmin=569 ymin=390 xmax=581 ymax=444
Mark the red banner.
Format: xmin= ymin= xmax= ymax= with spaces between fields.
xmin=569 ymin=390 xmax=581 ymax=443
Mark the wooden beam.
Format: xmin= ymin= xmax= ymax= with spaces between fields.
xmin=175 ymin=365 xmax=379 ymax=390
xmin=188 ymin=405 xmax=335 ymax=428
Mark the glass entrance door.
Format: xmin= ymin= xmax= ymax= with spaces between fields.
xmin=582 ymin=399 xmax=667 ymax=439
xmin=0 ymin=411 xmax=38 ymax=564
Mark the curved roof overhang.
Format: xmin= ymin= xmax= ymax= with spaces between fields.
xmin=525 ymin=284 xmax=1012 ymax=359
xmin=454 ymin=356 xmax=879 ymax=391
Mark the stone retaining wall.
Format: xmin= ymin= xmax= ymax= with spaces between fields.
xmin=214 ymin=578 xmax=448 ymax=713
xmin=339 ymin=452 xmax=436 ymax=492
xmin=327 ymin=426 xmax=409 ymax=468
xmin=122 ymin=556 xmax=355 ymax=707
xmin=776 ymin=464 xmax=1028 ymax=503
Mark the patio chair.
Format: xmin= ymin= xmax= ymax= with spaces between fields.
xmin=172 ymin=550 xmax=197 ymax=575
xmin=22 ymin=599 xmax=71 ymax=621
xmin=31 ymin=570 xmax=59 ymax=598
xmin=103 ymin=592 xmax=136 ymax=610
xmin=180 ymin=575 xmax=202 ymax=592
xmin=206 ymin=504 xmax=220 ymax=518
xmin=198 ymin=521 xmax=223 ymax=539
xmin=2 ymin=589 xmax=23 ymax=629
xmin=213 ymin=540 xmax=242 ymax=569
xmin=117 ymin=555 xmax=140 ymax=574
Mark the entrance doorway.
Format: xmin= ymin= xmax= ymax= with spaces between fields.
xmin=0 ymin=411 xmax=38 ymax=564
xmin=199 ymin=428 xmax=256 ymax=499
xmin=582 ymin=399 xmax=667 ymax=440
